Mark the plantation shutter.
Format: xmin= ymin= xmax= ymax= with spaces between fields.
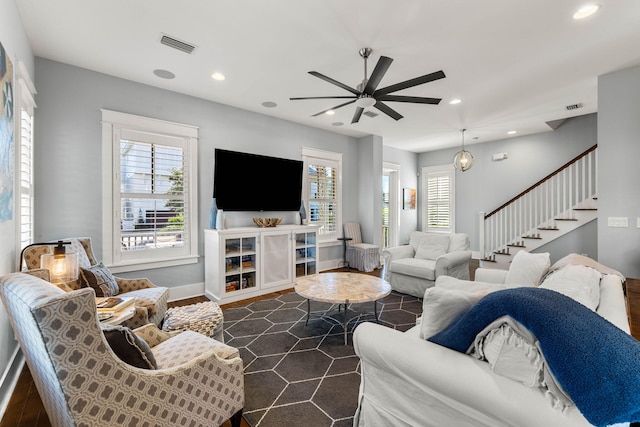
xmin=17 ymin=64 xmax=37 ymax=250
xmin=426 ymin=171 xmax=452 ymax=232
xmin=118 ymin=129 xmax=188 ymax=255
xmin=308 ymin=162 xmax=337 ymax=235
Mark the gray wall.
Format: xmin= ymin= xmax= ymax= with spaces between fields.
xmin=0 ymin=0 xmax=34 ymax=413
xmin=32 ymin=58 xmax=365 ymax=287
xmin=417 ymin=114 xmax=598 ymax=256
xmin=598 ymin=64 xmax=640 ymax=278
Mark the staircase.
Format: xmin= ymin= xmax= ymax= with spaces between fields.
xmin=479 ymin=145 xmax=597 ymax=269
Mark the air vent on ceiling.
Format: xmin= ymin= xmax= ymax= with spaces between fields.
xmin=566 ymin=102 xmax=583 ymax=111
xmin=363 ymin=111 xmax=379 ymax=118
xmin=160 ymin=34 xmax=197 ymax=54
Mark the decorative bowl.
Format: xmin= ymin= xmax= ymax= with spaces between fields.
xmin=253 ymin=217 xmax=282 ymax=228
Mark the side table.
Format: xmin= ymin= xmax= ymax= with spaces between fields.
xmin=337 ymin=236 xmax=353 ymax=268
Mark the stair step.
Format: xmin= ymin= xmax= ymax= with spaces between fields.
xmin=573 ymin=208 xmax=597 ymax=211
xmin=507 ymin=243 xmax=526 ymax=247
xmin=522 ymin=234 xmax=542 ymax=239
xmin=538 ymin=226 xmax=559 ymax=231
xmin=482 ymin=258 xmax=497 ymax=263
xmin=494 ymin=249 xmax=510 ymax=256
xmin=555 ymin=218 xmax=578 ymax=221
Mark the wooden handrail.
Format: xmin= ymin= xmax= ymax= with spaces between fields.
xmin=485 ymin=144 xmax=597 ymax=219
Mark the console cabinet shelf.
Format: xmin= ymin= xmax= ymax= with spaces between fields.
xmin=205 ymin=225 xmax=319 ymax=303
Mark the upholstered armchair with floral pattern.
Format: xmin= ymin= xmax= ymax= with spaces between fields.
xmin=0 ymin=272 xmax=244 ymax=427
xmin=20 ymin=237 xmax=169 ymax=328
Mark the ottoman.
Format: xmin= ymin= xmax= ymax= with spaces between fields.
xmin=162 ymin=301 xmax=225 ymax=342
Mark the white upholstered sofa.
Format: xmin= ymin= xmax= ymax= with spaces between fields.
xmin=354 ymin=253 xmax=634 ymax=427
xmin=382 ymin=231 xmax=471 ymax=297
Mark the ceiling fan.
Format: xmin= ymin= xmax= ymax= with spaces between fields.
xmin=290 ymin=48 xmax=446 ymax=124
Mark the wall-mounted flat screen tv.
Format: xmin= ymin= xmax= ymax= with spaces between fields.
xmin=213 ymin=149 xmax=303 ymax=211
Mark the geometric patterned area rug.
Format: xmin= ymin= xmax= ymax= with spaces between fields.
xmin=222 ymin=289 xmax=423 ymax=427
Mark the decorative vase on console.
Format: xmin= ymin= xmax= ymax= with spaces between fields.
xmin=216 ymin=209 xmax=225 ymax=230
xmin=299 ymin=201 xmax=307 ymax=225
xmin=209 ymin=198 xmax=218 ymax=229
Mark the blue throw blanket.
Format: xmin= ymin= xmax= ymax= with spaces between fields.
xmin=428 ymin=287 xmax=640 ymax=427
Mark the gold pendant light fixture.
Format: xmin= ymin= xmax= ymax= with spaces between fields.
xmin=453 ymin=128 xmax=474 ymax=172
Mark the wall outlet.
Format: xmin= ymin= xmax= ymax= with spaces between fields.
xmin=637 ymin=217 xmax=640 ymax=228
xmin=607 ymin=217 xmax=628 ymax=227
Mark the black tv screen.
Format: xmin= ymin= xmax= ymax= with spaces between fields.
xmin=213 ymin=149 xmax=303 ymax=211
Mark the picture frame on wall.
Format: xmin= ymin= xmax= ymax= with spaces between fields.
xmin=403 ymin=188 xmax=416 ymax=210
xmin=0 ymin=41 xmax=14 ymax=222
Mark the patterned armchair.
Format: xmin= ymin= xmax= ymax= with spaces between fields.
xmin=0 ymin=272 xmax=244 ymax=427
xmin=20 ymin=237 xmax=169 ymax=328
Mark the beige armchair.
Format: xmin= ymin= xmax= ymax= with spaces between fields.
xmin=382 ymin=231 xmax=471 ymax=297
xmin=0 ymin=272 xmax=244 ymax=427
xmin=20 ymin=237 xmax=169 ymax=328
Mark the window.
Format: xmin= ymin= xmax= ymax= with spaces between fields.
xmin=101 ymin=110 xmax=198 ymax=272
xmin=421 ymin=164 xmax=455 ymax=233
xmin=15 ymin=61 xmax=37 ymax=253
xmin=302 ymin=147 xmax=342 ymax=243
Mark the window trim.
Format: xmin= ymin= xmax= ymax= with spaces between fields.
xmin=101 ymin=109 xmax=199 ymax=273
xmin=301 ymin=147 xmax=342 ymax=244
xmin=421 ymin=164 xmax=456 ymax=234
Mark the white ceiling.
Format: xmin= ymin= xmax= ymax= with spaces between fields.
xmin=15 ymin=0 xmax=640 ymax=153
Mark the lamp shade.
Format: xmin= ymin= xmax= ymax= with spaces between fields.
xmin=41 ymin=252 xmax=79 ymax=284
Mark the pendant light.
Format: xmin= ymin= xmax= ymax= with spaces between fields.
xmin=453 ymin=128 xmax=474 ymax=172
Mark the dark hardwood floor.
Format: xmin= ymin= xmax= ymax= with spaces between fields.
xmin=3 ymin=264 xmax=640 ymax=427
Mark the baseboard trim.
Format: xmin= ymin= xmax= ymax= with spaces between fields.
xmin=0 ymin=347 xmax=24 ymax=421
xmin=167 ymin=281 xmax=205 ymax=302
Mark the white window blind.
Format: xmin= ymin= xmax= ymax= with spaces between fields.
xmin=302 ymin=147 xmax=342 ymax=242
xmin=102 ymin=110 xmax=198 ymax=271
xmin=119 ymin=132 xmax=186 ymax=252
xmin=16 ymin=61 xmax=37 ymax=253
xmin=422 ymin=165 xmax=455 ymax=233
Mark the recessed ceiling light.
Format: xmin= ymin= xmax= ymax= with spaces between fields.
xmin=211 ymin=72 xmax=225 ymax=81
xmin=153 ymin=69 xmax=175 ymax=79
xmin=449 ymin=99 xmax=462 ymax=105
xmin=326 ymin=110 xmax=335 ymax=115
xmin=331 ymin=122 xmax=344 ymax=127
xmin=573 ymin=4 xmax=600 ymax=19
xmin=262 ymin=101 xmax=277 ymax=108
xmin=508 ymin=130 xmax=517 ymax=135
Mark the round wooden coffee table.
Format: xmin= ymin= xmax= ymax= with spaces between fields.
xmin=294 ymin=272 xmax=392 ymax=345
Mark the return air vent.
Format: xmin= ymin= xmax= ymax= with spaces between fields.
xmin=566 ymin=102 xmax=583 ymax=111
xmin=160 ymin=34 xmax=197 ymax=54
xmin=363 ymin=111 xmax=379 ymax=118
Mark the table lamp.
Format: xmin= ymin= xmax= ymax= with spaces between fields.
xmin=19 ymin=240 xmax=79 ymax=284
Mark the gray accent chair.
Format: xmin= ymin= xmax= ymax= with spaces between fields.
xmin=382 ymin=231 xmax=471 ymax=297
xmin=20 ymin=237 xmax=169 ymax=329
xmin=343 ymin=222 xmax=381 ymax=272
xmin=0 ymin=271 xmax=244 ymax=427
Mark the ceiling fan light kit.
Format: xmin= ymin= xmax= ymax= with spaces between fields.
xmin=290 ymin=47 xmax=445 ymax=124
xmin=453 ymin=128 xmax=474 ymax=172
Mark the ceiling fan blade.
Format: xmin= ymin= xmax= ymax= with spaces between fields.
xmin=311 ymin=99 xmax=356 ymax=117
xmin=351 ymin=107 xmax=364 ymax=124
xmin=363 ymin=56 xmax=393 ymax=95
xmin=374 ymin=102 xmax=403 ymax=121
xmin=309 ymin=71 xmax=360 ymax=95
xmin=378 ymin=95 xmax=442 ymax=105
xmin=374 ymin=70 xmax=446 ymax=96
xmin=290 ymin=96 xmax=357 ymax=100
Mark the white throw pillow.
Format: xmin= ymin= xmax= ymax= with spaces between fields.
xmin=415 ymin=235 xmax=450 ymax=260
xmin=504 ymin=251 xmax=551 ymax=287
xmin=420 ymin=287 xmax=485 ymax=339
xmin=539 ymin=264 xmax=601 ymax=310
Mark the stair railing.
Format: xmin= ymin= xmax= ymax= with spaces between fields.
xmin=479 ymin=145 xmax=597 ymax=260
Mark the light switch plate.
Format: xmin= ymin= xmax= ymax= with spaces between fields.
xmin=608 ymin=217 xmax=628 ymax=227
xmin=637 ymin=217 xmax=640 ymax=228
